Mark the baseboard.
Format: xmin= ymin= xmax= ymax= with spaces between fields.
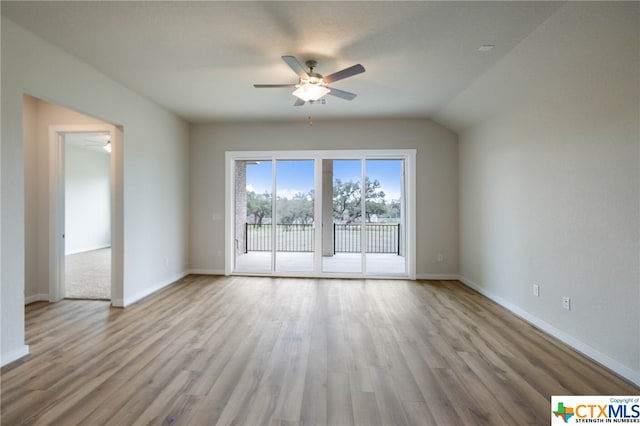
xmin=458 ymin=275 xmax=640 ymax=387
xmin=192 ymin=271 xmax=454 ymax=280
xmin=114 ymin=271 xmax=190 ymax=308
xmin=1 ymin=345 xmax=30 ymax=367
xmin=188 ymin=269 xmax=225 ymax=275
xmin=191 ymin=269 xmax=455 ymax=280
xmin=415 ymin=274 xmax=461 ymax=280
xmin=25 ymin=294 xmax=50 ymax=304
xmin=65 ymin=245 xmax=111 ymax=256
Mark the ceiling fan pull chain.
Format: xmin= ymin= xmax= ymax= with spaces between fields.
xmin=308 ymin=115 xmax=313 ymax=126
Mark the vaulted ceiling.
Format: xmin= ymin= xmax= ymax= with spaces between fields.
xmin=1 ymin=1 xmax=563 ymax=128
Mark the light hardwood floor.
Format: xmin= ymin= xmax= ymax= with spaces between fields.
xmin=2 ymin=275 xmax=638 ymax=425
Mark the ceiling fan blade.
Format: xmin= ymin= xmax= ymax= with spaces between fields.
xmin=282 ymin=56 xmax=309 ymax=80
xmin=253 ymin=84 xmax=296 ymax=88
xmin=293 ymin=98 xmax=306 ymax=107
xmin=327 ymin=87 xmax=357 ymax=101
xmin=323 ymin=64 xmax=365 ymax=84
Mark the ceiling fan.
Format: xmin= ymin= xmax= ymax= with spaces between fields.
xmin=254 ymin=56 xmax=365 ymax=106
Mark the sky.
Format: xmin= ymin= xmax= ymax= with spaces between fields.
xmin=245 ymin=159 xmax=402 ymax=201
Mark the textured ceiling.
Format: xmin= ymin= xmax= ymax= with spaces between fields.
xmin=1 ymin=1 xmax=563 ymax=127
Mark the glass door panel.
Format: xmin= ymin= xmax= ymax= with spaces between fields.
xmin=234 ymin=160 xmax=273 ymax=272
xmin=322 ymin=159 xmax=363 ymax=274
xmin=229 ymin=151 xmax=412 ymax=277
xmin=365 ymin=159 xmax=406 ymax=275
xmin=275 ymin=160 xmax=315 ymax=272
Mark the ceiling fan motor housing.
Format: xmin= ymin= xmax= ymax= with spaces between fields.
xmin=304 ymin=72 xmax=324 ymax=85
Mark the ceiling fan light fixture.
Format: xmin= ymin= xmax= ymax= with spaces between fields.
xmin=255 ymin=56 xmax=364 ymax=104
xmin=292 ymin=83 xmax=330 ymax=102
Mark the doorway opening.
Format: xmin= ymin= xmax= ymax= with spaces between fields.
xmin=49 ymin=123 xmax=123 ymax=305
xmin=63 ymin=133 xmax=112 ymax=300
xmin=226 ymin=150 xmax=416 ymax=278
xmin=22 ymin=94 xmax=124 ymax=305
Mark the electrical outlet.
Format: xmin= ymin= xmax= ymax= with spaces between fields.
xmin=562 ymin=296 xmax=571 ymax=310
xmin=533 ymin=284 xmax=540 ymax=297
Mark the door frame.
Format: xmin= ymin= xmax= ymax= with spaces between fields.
xmin=49 ymin=124 xmax=124 ymax=304
xmin=225 ymin=149 xmax=416 ymax=279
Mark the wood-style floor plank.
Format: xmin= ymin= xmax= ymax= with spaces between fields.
xmin=1 ymin=275 xmax=638 ymax=425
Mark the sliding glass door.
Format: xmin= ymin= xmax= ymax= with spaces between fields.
xmin=234 ymin=160 xmax=273 ymax=272
xmin=227 ymin=150 xmax=415 ymax=278
xmin=321 ymin=159 xmax=363 ymax=274
xmin=365 ymin=159 xmax=406 ymax=275
xmin=275 ymin=160 xmax=315 ymax=273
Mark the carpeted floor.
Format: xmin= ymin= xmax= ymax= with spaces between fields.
xmin=65 ymin=248 xmax=111 ymax=300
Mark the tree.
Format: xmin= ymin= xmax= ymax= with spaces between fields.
xmin=365 ymin=199 xmax=386 ymax=221
xmin=291 ymin=191 xmax=314 ymax=224
xmin=333 ymin=179 xmax=360 ymax=224
xmin=333 ymin=178 xmax=385 ymax=223
xmin=276 ymin=191 xmax=314 ymax=225
xmin=247 ymin=191 xmax=271 ymax=226
xmin=385 ymin=199 xmax=401 ymax=219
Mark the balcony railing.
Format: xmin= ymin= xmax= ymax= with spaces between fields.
xmin=245 ymin=223 xmax=400 ymax=255
xmin=245 ymin=223 xmax=314 ymax=253
xmin=333 ymin=223 xmax=400 ymax=255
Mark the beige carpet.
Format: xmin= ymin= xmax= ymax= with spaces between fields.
xmin=65 ymin=248 xmax=111 ymax=300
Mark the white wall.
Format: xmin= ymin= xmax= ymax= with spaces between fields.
xmin=456 ymin=3 xmax=640 ymax=384
xmin=190 ymin=118 xmax=458 ymax=277
xmin=22 ymin=94 xmax=39 ymax=302
xmin=1 ymin=17 xmax=190 ymax=366
xmin=65 ymin=144 xmax=110 ymax=255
